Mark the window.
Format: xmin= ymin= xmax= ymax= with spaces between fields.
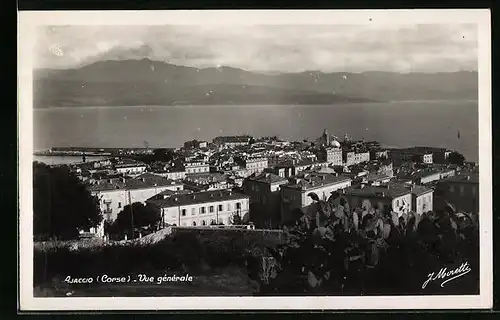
xmin=218 ymin=204 xmax=223 ymax=211
xmin=182 ymin=209 xmax=186 ymax=216
xmin=228 ymin=203 xmax=232 ymax=211
xmin=396 ymin=200 xmax=400 ymax=207
xmin=236 ymin=202 xmax=241 ymax=210
xmin=118 ymin=202 xmax=122 ymax=208
xmin=460 ymin=186 xmax=465 ymax=196
xmin=192 ymin=221 xmax=197 ymax=226
xmin=191 ymin=208 xmax=196 ymax=215
xmin=209 ymin=206 xmax=214 ymax=213
xmin=201 ymin=207 xmax=206 ymax=214
xmin=472 ymin=186 xmax=477 ymax=196
xmin=177 ymin=187 xmax=181 ymax=191
xmin=449 ymin=185 xmax=455 ymax=193
xmin=202 ymin=220 xmax=206 ymax=226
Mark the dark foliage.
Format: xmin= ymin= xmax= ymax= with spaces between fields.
xmin=33 ymin=162 xmax=102 ymax=240
xmin=447 ymin=151 xmax=466 ymax=166
xmin=259 ymin=194 xmax=479 ymax=295
xmin=111 ymin=202 xmax=161 ymax=237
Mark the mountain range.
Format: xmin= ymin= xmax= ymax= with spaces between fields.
xmin=33 ymin=59 xmax=478 ymax=108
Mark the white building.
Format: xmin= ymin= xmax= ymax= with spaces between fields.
xmin=115 ymin=163 xmax=147 ymax=176
xmin=184 ymin=161 xmax=210 ymax=175
xmin=316 ymin=147 xmax=343 ymax=166
xmin=88 ymin=173 xmax=184 ymax=223
xmin=241 ymin=157 xmax=269 ymax=176
xmin=280 ymin=173 xmax=352 ymax=224
xmin=147 ymin=189 xmax=250 ymax=227
xmin=410 ymin=185 xmax=434 ymax=215
xmin=343 ymin=183 xmax=413 ymax=217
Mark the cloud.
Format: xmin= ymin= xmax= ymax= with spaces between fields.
xmin=34 ymin=24 xmax=478 ymax=72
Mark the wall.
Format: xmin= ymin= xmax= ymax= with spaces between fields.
xmin=391 ymin=194 xmax=412 ymax=216
xmin=94 ymin=184 xmax=181 ymax=222
xmin=162 ymin=198 xmax=250 ymax=226
xmin=167 ymin=226 xmax=285 ymax=245
xmin=301 ymin=181 xmax=352 ymax=207
xmin=185 ymin=165 xmax=210 ymax=174
xmin=116 ymin=166 xmax=146 ymax=175
xmin=413 ymin=191 xmax=434 ymax=215
xmin=280 ymin=180 xmax=351 ymax=223
xmin=344 ymin=192 xmax=412 ymax=217
xmin=423 ymin=154 xmax=433 ymax=164
xmin=434 ymin=181 xmax=479 ymax=214
xmin=420 ymin=172 xmax=442 ymax=184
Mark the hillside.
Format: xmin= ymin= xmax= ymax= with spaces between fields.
xmin=33 ymin=59 xmax=478 ymax=108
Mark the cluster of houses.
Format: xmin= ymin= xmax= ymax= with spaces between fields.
xmin=69 ymin=130 xmax=479 ymax=238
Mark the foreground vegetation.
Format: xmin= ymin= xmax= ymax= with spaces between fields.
xmin=260 ymin=193 xmax=479 ymax=295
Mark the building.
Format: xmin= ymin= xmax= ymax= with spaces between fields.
xmin=389 ymin=147 xmax=435 ymax=165
xmin=236 ymin=157 xmax=269 ymax=176
xmin=433 ymin=149 xmax=452 ymax=164
xmin=434 ymin=172 xmax=479 ymax=214
xmin=354 ymin=151 xmax=370 ymax=164
xmin=243 ymin=172 xmax=289 ymax=228
xmin=342 ymin=150 xmax=370 ymax=166
xmin=88 ymin=173 xmax=184 ymax=223
xmin=362 ymin=172 xmax=392 ymax=186
xmin=184 ymin=161 xmax=210 ymax=175
xmin=184 ymin=140 xmax=208 ymax=149
xmin=410 ymin=185 xmax=434 ymax=215
xmin=270 ymin=159 xmax=326 ymax=179
xmin=343 ymin=183 xmax=412 ymax=217
xmin=147 ymin=189 xmax=250 ymax=227
xmin=396 ymin=168 xmax=443 ymax=185
xmin=114 ymin=162 xmax=147 ymax=176
xmin=280 ymin=173 xmax=352 ymax=224
xmin=213 ymin=135 xmax=252 ymax=148
xmin=343 ymin=151 xmax=356 ymax=166
xmin=370 ymin=149 xmax=389 ymax=160
xmin=153 ymin=167 xmax=187 ymax=180
xmin=316 ymin=147 xmax=343 ymax=166
xmin=414 ymin=169 xmax=442 ymax=185
xmin=183 ymin=173 xmax=229 ymax=192
xmin=439 ymin=168 xmax=456 ymax=179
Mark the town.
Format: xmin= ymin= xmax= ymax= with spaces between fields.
xmin=39 ymin=129 xmax=479 ymax=240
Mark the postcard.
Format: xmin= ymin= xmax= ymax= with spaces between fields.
xmin=18 ymin=9 xmax=492 ymax=311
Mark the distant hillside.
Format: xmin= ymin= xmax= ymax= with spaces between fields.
xmin=33 ymin=59 xmax=478 ymax=108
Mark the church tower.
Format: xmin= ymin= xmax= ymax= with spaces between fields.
xmin=322 ymin=128 xmax=330 ymax=146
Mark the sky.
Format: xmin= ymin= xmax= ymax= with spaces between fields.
xmin=34 ymin=24 xmax=478 ymax=73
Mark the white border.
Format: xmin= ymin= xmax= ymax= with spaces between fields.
xmin=18 ymin=9 xmax=492 ymax=311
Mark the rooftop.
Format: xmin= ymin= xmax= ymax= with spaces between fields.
xmin=344 ymin=183 xmax=412 ymax=199
xmin=409 ymin=184 xmax=433 ymax=196
xmin=284 ymin=173 xmax=351 ymax=191
xmin=88 ymin=173 xmax=182 ymax=192
xmin=439 ymin=172 xmax=479 ymax=184
xmin=246 ymin=172 xmax=289 ymax=185
xmin=146 ymin=189 xmax=249 ymax=208
xmin=184 ymin=173 xmax=227 ymax=184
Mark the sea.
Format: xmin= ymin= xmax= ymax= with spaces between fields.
xmin=33 ymin=101 xmax=479 ymax=165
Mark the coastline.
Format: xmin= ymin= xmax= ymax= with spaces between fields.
xmin=33 ymin=99 xmax=478 ymax=110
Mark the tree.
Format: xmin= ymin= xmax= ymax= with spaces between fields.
xmin=33 ymin=162 xmax=102 ymax=240
xmin=114 ymin=202 xmax=161 ymax=236
xmin=231 ymin=212 xmax=243 ymax=225
xmin=448 ymin=151 xmax=466 ymax=166
xmin=249 ymin=137 xmax=256 ymax=145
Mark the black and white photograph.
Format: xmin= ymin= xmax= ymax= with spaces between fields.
xmin=18 ymin=10 xmax=492 ymax=310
